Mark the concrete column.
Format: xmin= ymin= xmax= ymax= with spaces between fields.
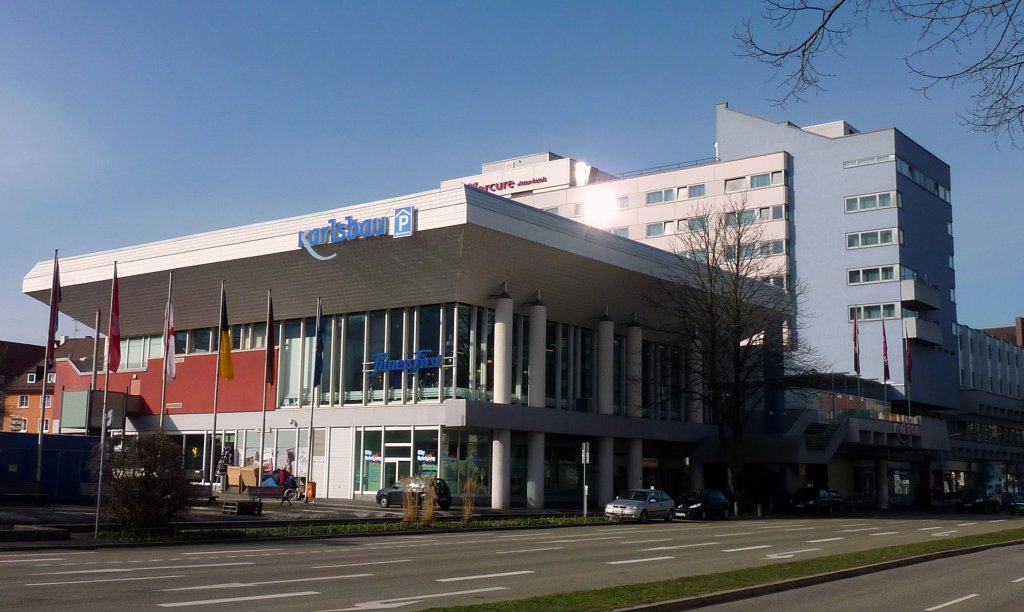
xmin=598 ymin=436 xmax=614 ymax=505
xmin=491 ymin=429 xmax=511 ymax=509
xmin=528 ymin=299 xmax=547 ymax=408
xmin=527 ymin=431 xmax=545 ymax=509
xmin=626 ymin=323 xmax=642 ymax=418
xmin=689 ymin=461 xmax=704 ymax=489
xmin=597 ymin=315 xmax=614 ymax=415
xmin=875 ymin=459 xmax=889 ymax=510
xmin=627 ymin=438 xmax=643 ymax=490
xmin=493 ymin=293 xmax=513 ymax=405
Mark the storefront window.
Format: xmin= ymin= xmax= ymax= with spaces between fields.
xmin=344 ymin=314 xmax=365 ymax=403
xmin=441 ymin=429 xmax=491 ymax=495
xmin=301 ymin=317 xmax=315 ymax=405
xmin=545 ymin=322 xmax=556 ymax=407
xmin=418 ymin=305 xmax=441 ymax=400
xmin=368 ymin=311 xmax=386 ymax=402
xmin=318 ymin=316 xmax=334 ymax=404
xmin=280 ymin=320 xmax=302 ymax=406
xmin=387 ymin=309 xmax=405 ymax=402
xmin=362 ymin=429 xmax=382 ymax=492
xmin=414 ymin=428 xmax=439 ymax=478
xmin=455 ymin=304 xmax=471 ymax=398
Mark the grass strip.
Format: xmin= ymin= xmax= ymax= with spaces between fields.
xmin=423 ymin=527 xmax=1024 ymax=612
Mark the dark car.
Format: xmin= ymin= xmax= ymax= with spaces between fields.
xmin=376 ymin=477 xmax=452 ymax=510
xmin=675 ymin=489 xmax=731 ymax=520
xmin=956 ymin=488 xmax=1000 ymax=514
xmin=1009 ymin=494 xmax=1024 ymax=516
xmin=789 ymin=487 xmax=841 ymax=514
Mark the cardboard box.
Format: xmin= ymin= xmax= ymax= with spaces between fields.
xmin=227 ymin=465 xmax=259 ymax=491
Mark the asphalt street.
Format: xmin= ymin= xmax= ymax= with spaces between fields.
xmin=0 ymin=513 xmax=1021 ymax=610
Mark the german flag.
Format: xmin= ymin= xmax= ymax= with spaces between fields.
xmin=218 ymin=283 xmax=233 ymax=380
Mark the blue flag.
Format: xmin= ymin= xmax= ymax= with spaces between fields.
xmin=313 ymin=297 xmax=325 ymax=388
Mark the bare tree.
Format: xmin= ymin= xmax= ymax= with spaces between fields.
xmin=737 ymin=0 xmax=1024 ymax=146
xmin=652 ymin=198 xmax=821 ymax=503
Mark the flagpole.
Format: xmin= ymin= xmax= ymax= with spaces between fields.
xmin=258 ymin=290 xmax=272 ymax=499
xmin=210 ymin=281 xmax=225 ymax=498
xmin=159 ymin=271 xmax=173 ymax=432
xmin=35 ymin=250 xmax=59 ymax=484
xmin=95 ymin=261 xmax=118 ymax=538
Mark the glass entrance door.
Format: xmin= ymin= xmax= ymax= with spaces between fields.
xmin=383 ymin=459 xmax=412 ymax=488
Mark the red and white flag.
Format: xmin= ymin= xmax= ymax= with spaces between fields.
xmin=162 ymin=272 xmax=176 ymax=382
xmin=107 ymin=263 xmax=120 ymax=373
xmin=881 ymin=322 xmax=890 ymax=382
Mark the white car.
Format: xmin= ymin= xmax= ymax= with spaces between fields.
xmin=604 ymin=488 xmax=675 ymax=523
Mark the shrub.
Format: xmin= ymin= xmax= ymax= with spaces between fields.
xmin=93 ymin=432 xmax=193 ymax=528
xmin=419 ymin=476 xmax=437 ymax=526
xmin=400 ymin=478 xmax=419 ymax=525
xmin=461 ymin=477 xmax=481 ymax=525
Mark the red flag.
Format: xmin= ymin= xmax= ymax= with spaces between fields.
xmin=163 ymin=272 xmax=175 ymax=383
xmin=45 ymin=252 xmax=61 ymax=368
xmin=852 ymin=314 xmax=861 ymax=375
xmin=107 ymin=263 xmax=120 ymax=373
xmin=881 ymin=322 xmax=890 ymax=382
xmin=904 ymin=324 xmax=912 ymax=385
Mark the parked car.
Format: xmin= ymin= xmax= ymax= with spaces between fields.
xmin=376 ymin=477 xmax=452 ymax=510
xmin=789 ymin=487 xmax=841 ymax=514
xmin=675 ymin=489 xmax=731 ymax=520
xmin=604 ymin=488 xmax=675 ymax=523
xmin=1009 ymin=494 xmax=1024 ymax=516
xmin=956 ymin=488 xmax=1000 ymax=514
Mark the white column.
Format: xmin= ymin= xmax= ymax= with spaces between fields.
xmin=528 ymin=298 xmax=547 ymax=408
xmin=493 ymin=293 xmax=513 ymax=405
xmin=527 ymin=431 xmax=545 ymax=509
xmin=627 ymin=438 xmax=643 ymax=490
xmin=626 ymin=323 xmax=642 ymax=418
xmin=597 ymin=315 xmax=614 ymax=416
xmin=598 ymin=436 xmax=614 ymax=505
xmin=491 ymin=429 xmax=511 ymax=509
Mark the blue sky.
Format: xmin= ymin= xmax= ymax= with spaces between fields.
xmin=2 ymin=1 xmax=1020 ymax=345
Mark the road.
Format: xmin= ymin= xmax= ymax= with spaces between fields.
xmin=703 ymin=545 xmax=1024 ymax=612
xmin=0 ymin=513 xmax=1019 ymax=611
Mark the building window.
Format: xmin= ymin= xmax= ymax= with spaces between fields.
xmin=678 ymin=216 xmax=707 ymax=233
xmin=27 ymin=373 xmax=36 ymax=384
xmin=645 ymin=189 xmax=675 ymax=206
xmin=610 ymin=227 xmax=629 ymax=238
xmin=847 ymin=265 xmax=896 ymax=285
xmin=845 ymin=191 xmax=898 ymax=213
xmin=18 ymin=395 xmax=29 ymax=408
xmin=896 ymin=157 xmax=951 ymax=203
xmin=849 ymin=303 xmax=899 ymax=321
xmin=646 ymin=222 xmax=671 ymax=238
xmin=615 ymin=196 xmax=630 ymax=209
xmin=846 ymin=228 xmax=898 ymax=249
xmin=573 ymin=203 xmax=585 ymax=217
xmin=949 ymin=254 xmax=955 ymax=270
xmin=749 ymin=171 xmax=783 ymax=189
xmin=542 ymin=206 xmax=559 ymax=215
xmin=189 ymin=328 xmax=213 ymax=354
xmin=724 ymin=210 xmax=757 ymax=226
xmin=46 ymin=373 xmax=55 ymax=383
xmin=724 ymin=177 xmax=746 ymax=192
xmin=843 ymin=154 xmax=894 ymax=169
xmin=44 ymin=395 xmax=52 ymax=408
xmin=763 ymin=275 xmax=788 ymax=289
xmin=42 ymin=418 xmax=50 ymax=432
xmin=686 ymin=184 xmax=706 ymax=198
xmin=947 ymin=221 xmax=953 ymax=236
xmin=758 ymin=205 xmax=785 ymax=221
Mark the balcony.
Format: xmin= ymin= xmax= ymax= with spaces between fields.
xmin=905 ymin=317 xmax=943 ymax=346
xmin=901 ymin=278 xmax=941 ymax=311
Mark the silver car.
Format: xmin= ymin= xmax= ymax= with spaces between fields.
xmin=604 ymin=488 xmax=675 ymax=523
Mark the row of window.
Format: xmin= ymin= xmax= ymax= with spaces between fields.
xmin=845 ymin=191 xmax=899 ymax=213
xmin=644 ymin=205 xmax=787 ymax=238
xmin=724 ymin=239 xmax=787 ymax=259
xmin=24 ymin=372 xmax=56 ymax=384
xmin=642 ymin=169 xmax=786 ymax=206
xmin=847 ymin=265 xmax=896 ymax=285
xmin=15 ymin=395 xmax=51 ymax=408
xmin=644 ymin=184 xmax=706 ymax=206
xmin=724 ymin=170 xmax=785 ymax=193
xmin=842 ymin=153 xmax=950 ymax=203
xmin=848 ymin=303 xmax=899 ymax=321
xmin=846 ymin=227 xmax=901 ymax=249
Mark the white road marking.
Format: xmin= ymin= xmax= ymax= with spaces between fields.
xmin=437 ymin=570 xmax=533 ymax=582
xmin=329 ymin=587 xmax=508 ymax=611
xmin=957 ymin=522 xmax=977 ymax=526
xmin=1011 ymin=576 xmax=1024 ymax=583
xmin=924 ymin=594 xmax=979 ymax=610
xmin=840 ymin=523 xmax=867 ymax=527
xmin=989 ymin=519 xmax=1006 ymax=523
xmin=918 ymin=526 xmax=943 ymax=531
xmin=757 ymin=525 xmax=803 ymax=530
xmin=182 ymin=548 xmax=283 ymax=555
xmin=640 ymin=541 xmax=720 ymax=551
xmin=495 ymin=547 xmax=564 ymax=555
xmin=931 ymin=531 xmax=958 ymax=537
xmin=838 ymin=527 xmax=878 ymax=533
xmin=34 ymin=562 xmax=253 ymax=575
xmin=162 ymin=573 xmax=371 ymax=591
xmin=26 ymin=575 xmax=184 ymax=587
xmin=622 ymin=538 xmax=673 ymax=544
xmin=722 ymin=545 xmax=772 ymax=553
xmin=784 ymin=527 xmax=816 ymax=531
xmin=0 ymin=551 xmax=94 ymax=558
xmin=607 ymin=556 xmax=674 ymax=565
xmin=764 ymin=548 xmax=820 ymax=559
xmin=713 ymin=532 xmax=754 ymax=537
xmin=311 ymin=560 xmax=411 ymax=569
xmin=0 ymin=558 xmax=64 ymax=563
xmin=807 ymin=537 xmax=844 ymax=543
xmin=869 ymin=532 xmax=900 ymax=536
xmin=158 ymin=591 xmax=320 ymax=607
xmin=537 ymin=536 xmax=624 ymax=544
